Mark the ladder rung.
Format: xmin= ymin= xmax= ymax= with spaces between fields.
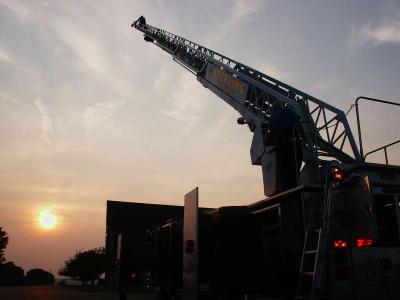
xmin=305 ymin=250 xmax=317 ymax=254
xmin=301 ymin=272 xmax=315 ymax=276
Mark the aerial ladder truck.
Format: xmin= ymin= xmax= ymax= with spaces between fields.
xmin=131 ymin=18 xmax=400 ymax=300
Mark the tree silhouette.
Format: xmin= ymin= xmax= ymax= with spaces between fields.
xmin=0 ymin=227 xmax=9 ymax=263
xmin=59 ymin=247 xmax=107 ymax=285
xmin=0 ymin=262 xmax=24 ymax=286
xmin=25 ymin=268 xmax=54 ymax=285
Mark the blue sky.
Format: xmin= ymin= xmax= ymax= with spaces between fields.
xmin=0 ymin=0 xmax=399 ymax=273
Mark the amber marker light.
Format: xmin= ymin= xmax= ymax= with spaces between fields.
xmin=333 ymin=168 xmax=343 ymax=181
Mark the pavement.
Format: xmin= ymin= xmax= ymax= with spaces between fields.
xmin=0 ymin=286 xmax=154 ymax=300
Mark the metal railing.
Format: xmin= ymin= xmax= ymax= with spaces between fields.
xmin=355 ymin=96 xmax=400 ymax=163
xmin=364 ymin=139 xmax=400 ymax=165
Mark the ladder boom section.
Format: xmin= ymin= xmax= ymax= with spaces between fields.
xmin=133 ymin=21 xmax=360 ymax=163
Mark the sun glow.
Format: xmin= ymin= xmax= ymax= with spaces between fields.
xmin=38 ymin=209 xmax=57 ymax=230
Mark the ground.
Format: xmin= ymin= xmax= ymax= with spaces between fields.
xmin=0 ymin=286 xmax=154 ymax=300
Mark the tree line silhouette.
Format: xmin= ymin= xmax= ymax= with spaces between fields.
xmin=58 ymin=247 xmax=108 ymax=285
xmin=0 ymin=227 xmax=54 ymax=286
xmin=0 ymin=227 xmax=107 ymax=286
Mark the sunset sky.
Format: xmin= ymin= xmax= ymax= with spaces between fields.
xmin=0 ymin=0 xmax=399 ymax=274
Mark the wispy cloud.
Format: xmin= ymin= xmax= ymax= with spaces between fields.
xmin=35 ymin=98 xmax=53 ymax=144
xmin=0 ymin=48 xmax=11 ymax=64
xmin=206 ymin=0 xmax=264 ymax=46
xmin=159 ymin=0 xmax=265 ymax=134
xmin=348 ymin=20 xmax=400 ymax=50
xmin=364 ymin=21 xmax=400 ymax=44
xmin=1 ymin=1 xmax=138 ymax=101
xmin=81 ymin=99 xmax=126 ymax=131
xmin=259 ymin=61 xmax=293 ymax=82
xmin=0 ymin=92 xmax=20 ymax=104
xmin=310 ymin=79 xmax=334 ymax=93
xmin=0 ymin=45 xmax=35 ymax=75
xmin=0 ymin=0 xmax=30 ymax=23
xmin=49 ymin=20 xmax=137 ymax=101
xmin=154 ymin=68 xmax=168 ymax=92
xmin=160 ymin=73 xmax=208 ymax=134
xmin=350 ymin=63 xmax=399 ymax=93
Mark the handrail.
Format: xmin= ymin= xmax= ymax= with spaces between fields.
xmin=355 ymin=96 xmax=400 ymax=161
xmin=364 ymin=139 xmax=400 ymax=165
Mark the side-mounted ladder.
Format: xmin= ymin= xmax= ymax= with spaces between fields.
xmin=296 ymin=182 xmax=333 ymax=299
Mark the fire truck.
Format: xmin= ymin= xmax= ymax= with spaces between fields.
xmin=131 ymin=18 xmax=400 ymax=300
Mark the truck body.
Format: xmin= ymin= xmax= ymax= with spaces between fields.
xmin=131 ymin=18 xmax=400 ymax=299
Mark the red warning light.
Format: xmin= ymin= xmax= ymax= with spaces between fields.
xmin=333 ymin=240 xmax=347 ymax=248
xmin=131 ymin=272 xmax=137 ymax=279
xmin=356 ymin=239 xmax=374 ymax=248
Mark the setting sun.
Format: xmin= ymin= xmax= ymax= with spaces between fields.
xmin=38 ymin=209 xmax=57 ymax=230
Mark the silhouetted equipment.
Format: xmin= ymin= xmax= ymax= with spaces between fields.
xmin=138 ymin=16 xmax=146 ymax=25
xmin=131 ymin=18 xmax=400 ymax=300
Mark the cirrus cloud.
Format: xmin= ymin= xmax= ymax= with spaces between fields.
xmin=348 ymin=20 xmax=400 ymax=50
xmin=35 ymin=98 xmax=53 ymax=144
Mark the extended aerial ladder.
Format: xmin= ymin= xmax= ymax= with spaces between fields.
xmin=131 ymin=18 xmax=400 ymax=300
xmin=132 ymin=19 xmax=361 ymax=198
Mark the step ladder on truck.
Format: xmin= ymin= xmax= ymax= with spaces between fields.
xmin=131 ymin=17 xmax=400 ymax=300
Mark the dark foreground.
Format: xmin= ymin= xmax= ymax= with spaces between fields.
xmin=0 ymin=286 xmax=154 ymax=300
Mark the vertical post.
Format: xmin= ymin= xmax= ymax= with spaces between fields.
xmin=384 ymin=148 xmax=388 ymax=165
xmin=355 ymin=99 xmax=364 ymax=160
xmin=116 ymin=234 xmax=127 ymax=300
xmin=183 ymin=187 xmax=199 ymax=300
